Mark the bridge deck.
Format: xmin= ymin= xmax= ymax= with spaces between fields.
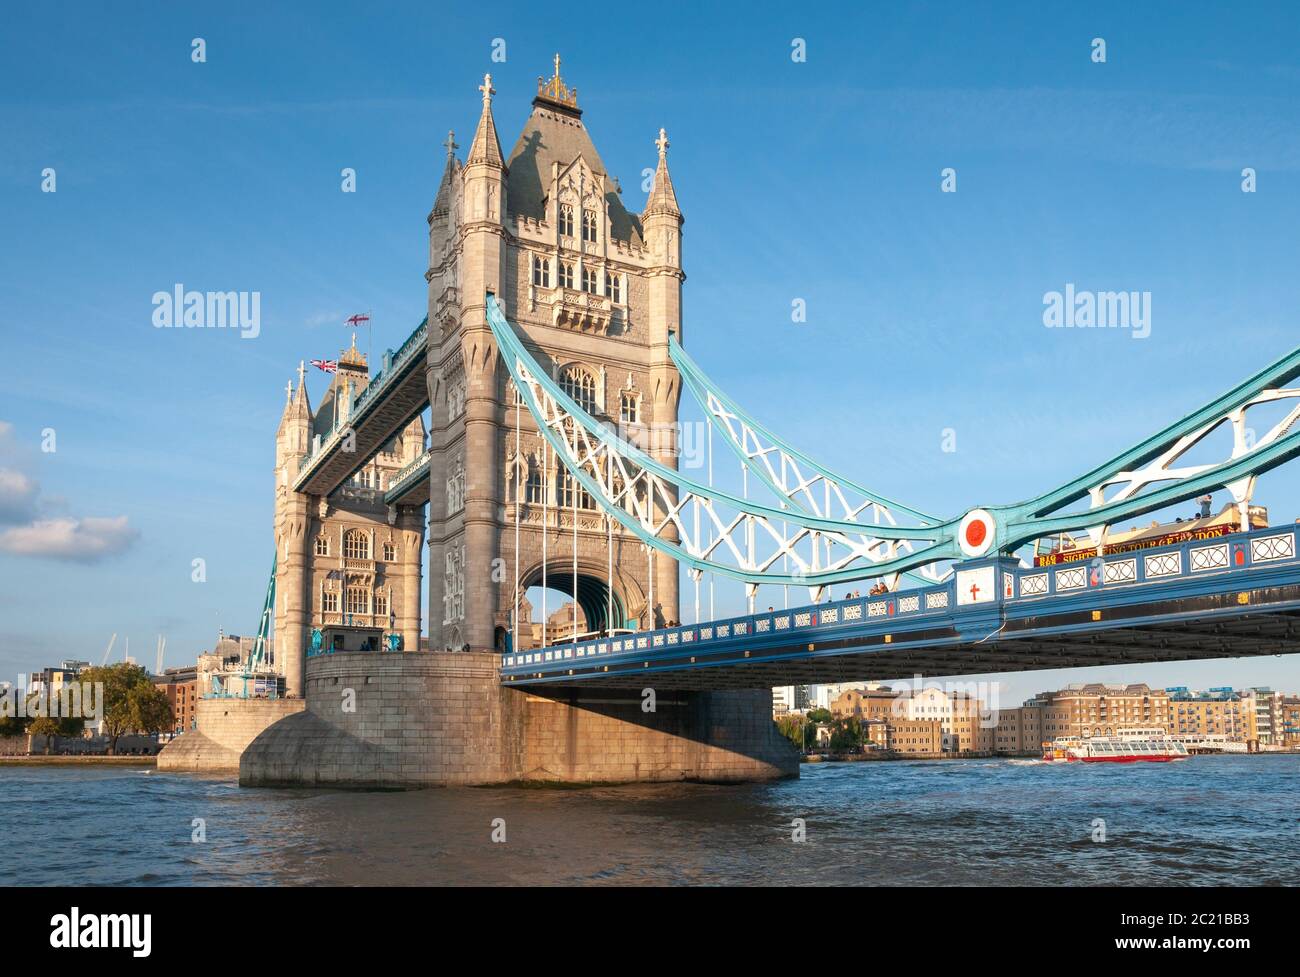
xmin=501 ymin=523 xmax=1300 ymax=690
xmin=293 ymin=317 xmax=430 ymax=497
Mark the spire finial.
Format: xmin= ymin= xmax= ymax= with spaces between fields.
xmin=536 ymin=53 xmax=579 ymax=110
xmin=479 ymin=73 xmax=494 ymax=107
xmin=443 ymin=129 xmax=458 ymax=159
xmin=285 ymin=379 xmax=293 ymax=403
xmin=656 ymin=128 xmax=669 ymax=159
xmin=297 ymin=360 xmax=306 ymax=388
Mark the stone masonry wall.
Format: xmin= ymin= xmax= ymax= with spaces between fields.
xmin=158 ymin=698 xmax=305 ymax=772
xmin=237 ymin=651 xmax=797 ymax=787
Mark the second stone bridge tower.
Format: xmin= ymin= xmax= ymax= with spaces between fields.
xmin=425 ymin=59 xmax=686 ymax=654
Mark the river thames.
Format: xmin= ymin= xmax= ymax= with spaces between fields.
xmin=3 ymin=755 xmax=1297 ymax=886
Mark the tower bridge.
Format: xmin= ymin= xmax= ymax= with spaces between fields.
xmin=161 ymin=58 xmax=1300 ymax=788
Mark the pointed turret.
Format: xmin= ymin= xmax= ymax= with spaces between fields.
xmin=467 ymin=74 xmax=505 ymax=168
xmin=276 ymin=361 xmax=313 ymax=485
xmin=643 ymin=128 xmax=682 ymax=220
xmin=292 ymin=359 xmax=312 ymax=418
xmin=278 ymin=361 xmax=311 ymax=435
xmin=432 ymin=130 xmax=459 ymax=218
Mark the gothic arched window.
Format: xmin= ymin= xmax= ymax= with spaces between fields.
xmin=531 ymin=254 xmax=550 ymax=287
xmin=561 ymin=368 xmax=597 ymax=413
xmin=558 ymin=204 xmax=575 ymax=237
xmin=620 ymin=392 xmax=639 ymax=424
xmin=605 ymin=272 xmax=623 ymax=303
xmin=315 ymin=535 xmax=330 ymax=556
xmin=582 ymin=209 xmax=598 ymax=243
xmin=525 ymin=464 xmax=544 ymax=504
xmin=344 ymin=529 xmax=370 ymax=560
xmin=345 ymin=587 xmax=369 ymax=615
xmin=581 ymin=265 xmax=598 ymax=295
xmin=560 ymin=469 xmax=596 ymax=511
xmin=558 ymin=261 xmax=574 ymax=289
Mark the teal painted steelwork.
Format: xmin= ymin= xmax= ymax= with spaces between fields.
xmin=205 ymin=557 xmax=278 ymax=699
xmin=670 ymin=335 xmax=938 ymax=525
xmin=488 ymin=295 xmax=957 ymax=585
xmin=491 ymin=292 xmax=1300 ymax=586
xmin=671 ymin=335 xmax=950 ymax=588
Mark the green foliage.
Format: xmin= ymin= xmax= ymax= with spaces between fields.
xmin=828 ymin=718 xmax=863 ymax=753
xmin=77 ymin=663 xmax=173 ymax=753
xmin=806 ymin=707 xmax=834 ymax=724
xmin=776 ymin=713 xmax=807 ymax=750
xmin=28 ymin=717 xmax=59 ymax=755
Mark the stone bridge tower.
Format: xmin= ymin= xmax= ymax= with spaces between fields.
xmin=273 ymin=350 xmax=427 ymax=696
xmin=425 ymin=58 xmax=685 ymax=654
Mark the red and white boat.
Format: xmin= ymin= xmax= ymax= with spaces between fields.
xmin=1041 ymin=727 xmax=1190 ymax=763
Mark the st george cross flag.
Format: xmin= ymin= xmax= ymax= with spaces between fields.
xmin=311 ymin=358 xmax=338 ymax=373
xmin=346 ymin=313 xmax=370 ymax=327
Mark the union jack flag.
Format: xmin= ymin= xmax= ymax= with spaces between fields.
xmin=345 ymin=313 xmax=370 ymax=327
xmin=311 ymin=358 xmax=338 ymax=373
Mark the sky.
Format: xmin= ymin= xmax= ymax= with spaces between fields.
xmin=3 ymin=1 xmax=1300 ymax=701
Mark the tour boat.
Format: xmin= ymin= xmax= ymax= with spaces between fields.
xmin=1040 ymin=727 xmax=1190 ymax=763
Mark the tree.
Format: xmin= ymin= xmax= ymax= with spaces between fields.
xmin=828 ymin=718 xmax=862 ymax=753
xmin=78 ymin=664 xmax=173 ymax=755
xmin=806 ymin=707 xmax=834 ymax=725
xmin=28 ymin=717 xmax=59 ymax=755
xmin=776 ymin=713 xmax=807 ymax=750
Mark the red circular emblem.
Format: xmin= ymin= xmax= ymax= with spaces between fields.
xmin=965 ymin=520 xmax=987 ymax=549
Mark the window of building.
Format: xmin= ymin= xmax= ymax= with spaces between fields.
xmin=525 ymin=467 xmax=544 ymax=504
xmin=531 ymin=254 xmax=550 ymax=287
xmin=322 ymin=591 xmax=338 ymax=613
xmin=374 ymin=592 xmax=388 ymax=618
xmin=344 ymin=529 xmax=370 ymax=560
xmin=581 ymin=265 xmax=598 ymax=295
xmin=561 ymin=368 xmax=597 ymax=413
xmin=560 ymin=469 xmax=596 ymax=511
xmin=383 ymin=541 xmax=396 ymax=562
xmin=559 ymin=204 xmax=574 ymax=237
xmin=620 ymin=392 xmax=639 ymax=424
xmin=315 ymin=536 xmax=329 ymax=556
xmin=345 ymin=588 xmax=369 ymax=615
xmin=558 ymin=261 xmax=574 ymax=289
xmin=604 ymin=272 xmax=622 ymax=303
xmin=582 ymin=209 xmax=598 ymax=243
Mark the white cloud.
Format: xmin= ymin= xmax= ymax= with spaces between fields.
xmin=0 ymin=468 xmax=39 ymax=524
xmin=0 ymin=516 xmax=138 ymax=562
xmin=0 ymin=423 xmax=137 ymax=563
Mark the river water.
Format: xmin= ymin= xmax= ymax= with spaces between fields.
xmin=3 ymin=755 xmax=1296 ymax=885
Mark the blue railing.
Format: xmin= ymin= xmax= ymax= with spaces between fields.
xmin=502 ymin=520 xmax=1300 ymax=680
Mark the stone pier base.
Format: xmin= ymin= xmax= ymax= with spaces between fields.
xmin=238 ymin=651 xmax=797 ymax=788
xmin=158 ymin=698 xmax=305 ymax=773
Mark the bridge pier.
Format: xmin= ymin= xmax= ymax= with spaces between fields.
xmin=238 ymin=651 xmax=797 ymax=788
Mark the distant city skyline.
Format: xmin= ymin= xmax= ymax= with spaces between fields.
xmin=5 ymin=3 xmax=1300 ymax=702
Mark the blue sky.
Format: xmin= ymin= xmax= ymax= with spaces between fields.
xmin=3 ymin=1 xmax=1300 ymax=701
